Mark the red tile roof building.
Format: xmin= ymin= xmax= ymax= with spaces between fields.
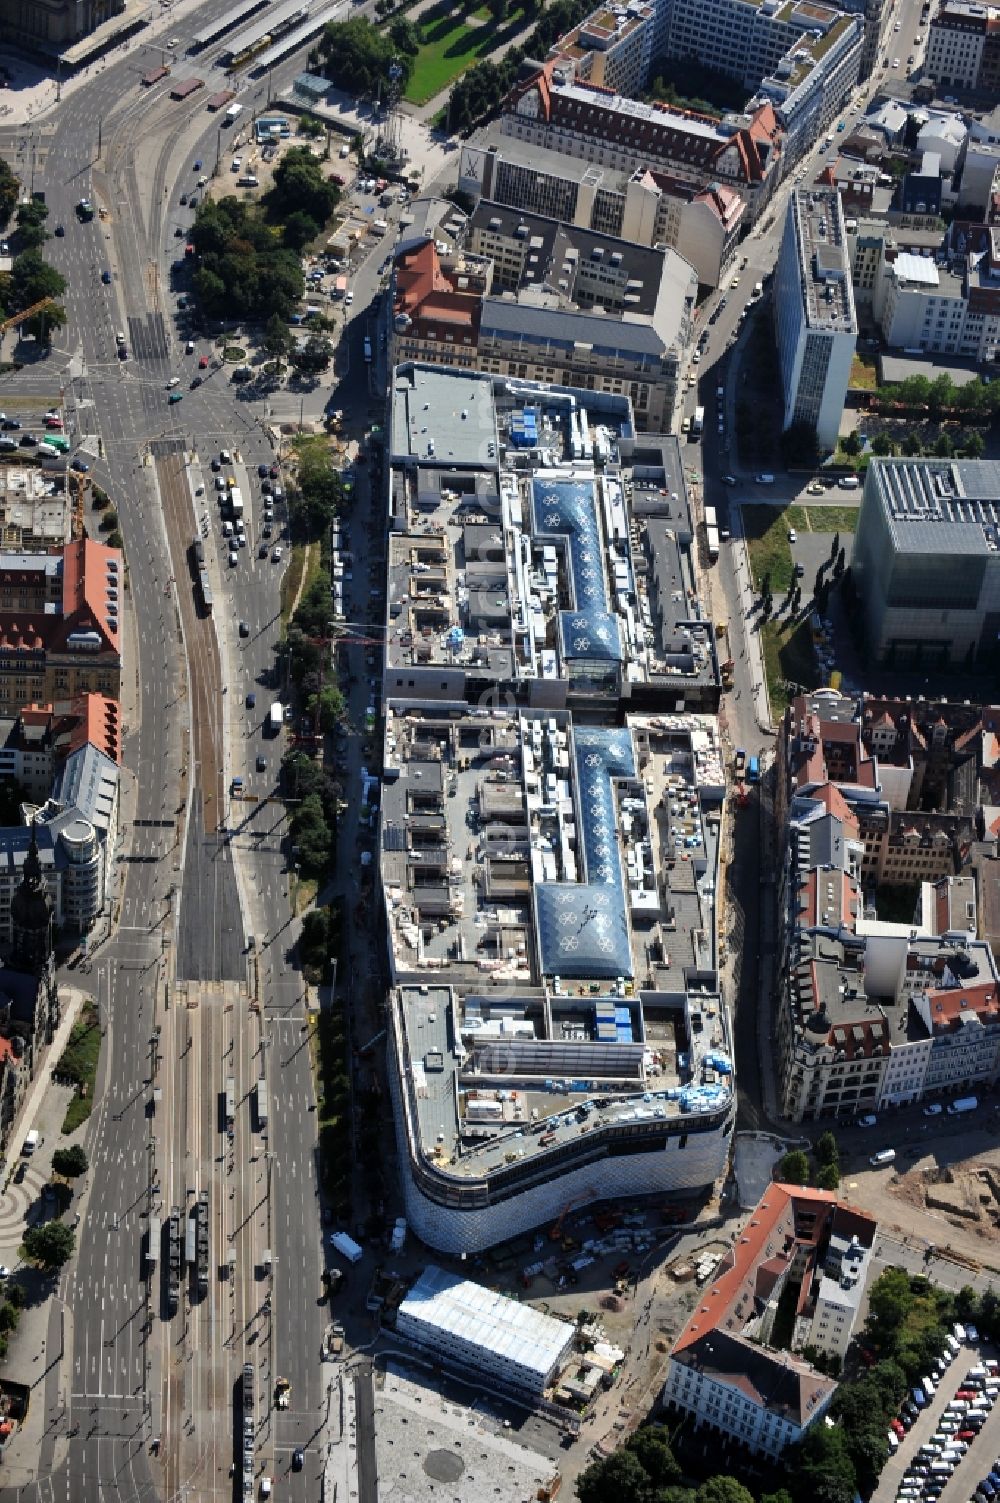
xmin=663 ymin=1184 xmax=876 ymax=1456
xmin=0 ymin=540 xmax=122 ymax=715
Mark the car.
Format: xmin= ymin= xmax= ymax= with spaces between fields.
xmin=292 ymin=1449 xmax=305 ymax=1472
xmin=54 ymin=224 xmax=65 ymax=236
xmin=788 ymin=527 xmax=797 ymax=543
xmin=174 ymin=226 xmax=184 ymax=237
xmin=857 ymin=1114 xmax=877 ymax=1127
xmin=239 ymin=621 xmax=250 ymax=637
xmin=190 ymin=376 xmax=202 ymax=389
xmin=892 ymin=56 xmax=900 ymax=65
xmin=795 ymin=562 xmax=805 ymax=577
xmin=198 ymin=355 xmax=209 ymax=369
xmin=167 ymin=36 xmax=179 ymax=47
xmin=194 ymin=159 xmax=203 ymax=170
xmin=272 ymin=547 xmax=283 ymax=561
xmin=229 ymin=549 xmax=238 ymax=566
xmin=1 ymin=419 xmax=20 ymax=431
xmin=721 ymin=474 xmax=737 ymax=486
xmin=188 ymin=195 xmax=198 ymax=209
xmin=755 ymin=473 xmax=775 ymax=485
xmin=692 ymin=350 xmax=701 ymax=363
xmin=118 ymin=345 xmax=128 ymax=360
xmin=261 ymin=479 xmax=272 ymax=495
xmin=256 ymin=755 xmax=267 ymax=773
xmin=101 ymin=270 xmax=112 ymax=284
xmin=167 ymin=376 xmax=180 ymax=388
xmin=966 ymin=1324 xmax=980 ymax=1341
xmin=258 ymin=463 xmax=269 ymax=478
xmin=807 ymin=480 xmax=825 ymax=495
xmin=169 ymin=392 xmax=183 ymax=404
xmin=19 ymin=434 xmax=36 ymax=447
xmin=221 ymin=449 xmax=231 ymax=464
xmin=186 ymin=339 xmax=195 ymax=354
xmin=70 ymin=458 xmax=90 ymax=473
xmin=246 ymin=692 xmax=257 ymax=708
xmin=45 ymin=417 xmax=63 ymax=430
xmin=923 ymin=1102 xmax=943 ymax=1116
xmin=730 ymin=275 xmax=740 ymax=289
xmin=838 ymin=474 xmax=859 ymax=489
xmin=179 ymin=193 xmax=188 ymax=206
xmin=258 ymin=542 xmax=269 ymax=557
xmin=211 ymin=458 xmax=221 ymax=472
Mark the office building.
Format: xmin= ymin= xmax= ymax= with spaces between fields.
xmin=662 ymin=1185 xmax=876 ymax=1455
xmin=0 ymin=539 xmax=123 ymax=713
xmin=0 ymin=694 xmax=120 ymax=800
xmin=458 ymin=142 xmax=745 ymax=288
xmin=925 ymin=2 xmax=1000 ymax=93
xmin=500 ymin=66 xmax=785 ymax=221
xmin=388 ymin=243 xmax=698 ymax=432
xmin=852 ymin=459 xmax=1000 ymax=668
xmin=774 ymin=188 xmax=857 ymax=450
xmin=545 ymin=0 xmax=657 ymax=95
xmin=396 ymin=1266 xmax=576 ymax=1395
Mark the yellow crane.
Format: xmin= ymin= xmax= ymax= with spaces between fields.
xmin=0 ymin=297 xmax=56 ymax=339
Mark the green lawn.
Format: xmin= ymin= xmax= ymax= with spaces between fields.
xmin=801 ymin=504 xmax=859 ymax=535
xmin=403 ymin=1 xmax=524 ymax=104
xmin=762 ymin=616 xmax=822 ymax=718
xmin=850 ymin=352 xmax=878 ymax=391
xmin=742 ymin=503 xmax=808 ymax=594
xmin=58 ymin=1001 xmax=102 ymax=1135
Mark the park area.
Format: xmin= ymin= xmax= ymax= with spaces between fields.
xmin=403 ymin=0 xmax=529 ymax=104
xmin=742 ymin=503 xmax=860 ymax=716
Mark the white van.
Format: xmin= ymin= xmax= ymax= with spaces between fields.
xmin=22 ymin=1129 xmax=40 ymax=1155
xmin=870 ymin=1148 xmax=897 ymax=1166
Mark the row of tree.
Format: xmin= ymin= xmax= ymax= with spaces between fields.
xmin=0 ymin=188 xmax=69 ymax=343
xmin=444 ymin=0 xmax=597 ymax=129
xmin=189 ymin=150 xmax=340 ymax=322
xmin=869 ymin=372 xmax=1000 ymax=421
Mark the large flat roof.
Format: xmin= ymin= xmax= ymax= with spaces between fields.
xmin=398 ymin=1265 xmax=575 ymax=1381
xmin=867 ymin=458 xmax=1000 ymax=556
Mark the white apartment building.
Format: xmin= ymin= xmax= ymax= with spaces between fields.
xmin=774 ymin=188 xmax=857 ymax=450
xmin=873 ymin=234 xmax=1000 ymax=365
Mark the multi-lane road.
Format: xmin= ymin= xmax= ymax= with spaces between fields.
xmin=0 ymin=7 xmax=342 ymax=1498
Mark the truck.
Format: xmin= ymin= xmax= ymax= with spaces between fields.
xmin=224 ymin=102 xmax=243 ymax=123
xmin=21 ymin=1129 xmax=40 ymax=1155
xmin=267 ymin=702 xmax=283 ymax=735
xmin=334 ymin=276 xmax=348 ymax=299
xmin=229 ymin=487 xmax=244 ymax=518
xmin=255 ymin=1077 xmax=268 ymax=1131
xmin=947 ymin=1096 xmax=978 ymax=1115
xmin=324 ymin=1321 xmax=345 ymax=1359
xmin=147 ymin=1215 xmax=161 ymax=1272
xmin=330 ymin=1230 xmax=363 ymax=1265
xmin=690 ymin=405 xmax=704 ymax=437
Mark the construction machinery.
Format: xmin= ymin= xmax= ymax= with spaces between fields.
xmin=0 ymin=296 xmax=56 ymax=341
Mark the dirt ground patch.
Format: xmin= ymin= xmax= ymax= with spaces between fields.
xmin=890 ymin=1158 xmax=1000 ymax=1239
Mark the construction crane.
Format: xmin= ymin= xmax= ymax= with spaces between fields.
xmin=548 ymin=1189 xmax=596 ymax=1242
xmin=0 ymin=297 xmax=56 ymax=340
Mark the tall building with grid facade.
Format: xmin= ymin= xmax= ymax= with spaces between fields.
xmin=773 ymin=187 xmax=857 ymax=450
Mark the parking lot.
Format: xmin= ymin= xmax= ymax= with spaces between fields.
xmin=875 ymin=1336 xmax=1000 ymax=1503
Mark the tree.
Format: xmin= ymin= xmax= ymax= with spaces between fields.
xmin=871 ymin=431 xmax=895 ymax=456
xmin=283 ymin=209 xmax=320 ymax=252
xmin=934 ymin=430 xmax=953 ymax=458
xmin=626 ymin=1427 xmax=682 ymax=1487
xmin=264 ymin=312 xmax=293 ymax=361
xmin=52 ymin=1145 xmax=88 ymax=1178
xmin=816 ymin=1162 xmax=840 ymax=1191
xmin=389 ymin=15 xmax=420 ymax=53
xmin=293 ymin=333 xmax=334 ymax=375
xmin=0 ymin=1303 xmax=18 ymax=1335
xmin=789 ymin=1424 xmax=857 ymax=1503
xmin=313 ymin=683 xmax=346 ymax=732
xmin=315 ymin=18 xmax=413 ymax=99
xmin=23 ymin=300 xmax=67 ymax=344
xmin=291 ymin=792 xmax=333 ymax=876
xmin=777 ymin=1149 xmax=809 ymax=1185
xmin=963 ymin=430 xmax=985 ymax=459
xmin=697 ymin=1480 xmax=755 ymax=1503
xmin=867 ymin=1267 xmax=914 ymax=1334
xmin=842 ymin=431 xmax=862 ymax=456
xmin=22 ymin=1221 xmax=75 ymax=1272
xmin=815 ymin=1130 xmax=839 ymax=1167
xmin=576 ymin=1448 xmax=655 ymax=1503
xmin=15 ymin=198 xmax=50 ymax=250
xmin=299 ymin=907 xmax=331 ymax=975
xmin=0 ymin=161 xmax=19 ymax=229
xmin=901 ymin=430 xmax=922 ymax=456
xmin=8 ymin=249 xmax=66 ymax=312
